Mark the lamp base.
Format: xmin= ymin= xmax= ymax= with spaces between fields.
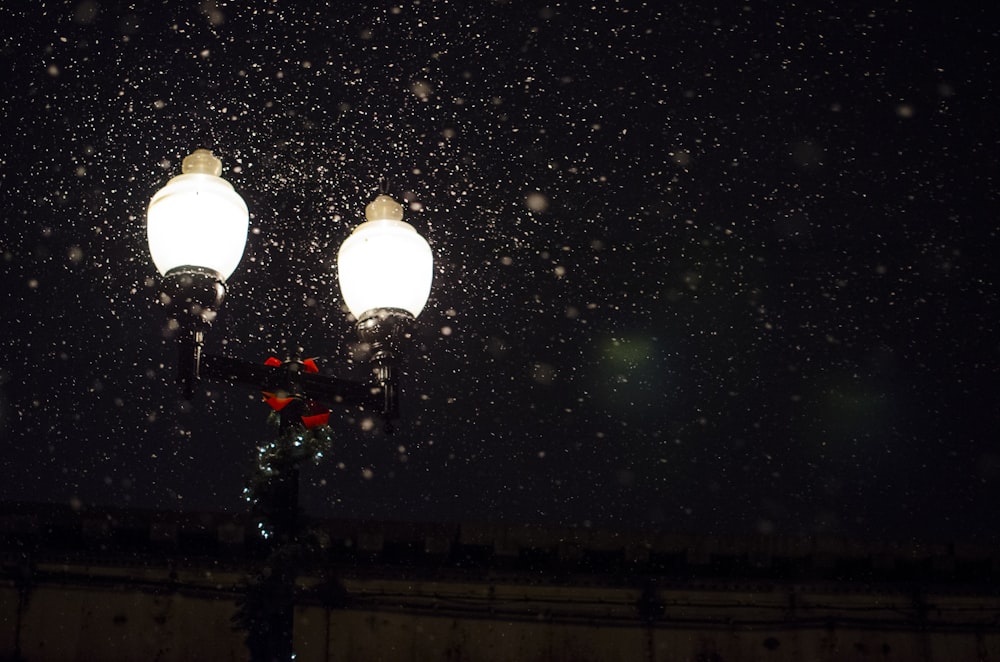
xmin=355 ymin=308 xmax=414 ymax=362
xmin=162 ymin=266 xmax=227 ymax=327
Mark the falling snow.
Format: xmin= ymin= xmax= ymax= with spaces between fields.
xmin=1 ymin=1 xmax=998 ymax=544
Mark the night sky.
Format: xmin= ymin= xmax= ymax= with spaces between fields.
xmin=2 ymin=2 xmax=997 ymax=545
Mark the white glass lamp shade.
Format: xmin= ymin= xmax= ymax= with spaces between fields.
xmin=337 ymin=195 xmax=433 ymax=319
xmin=147 ymin=149 xmax=249 ymax=280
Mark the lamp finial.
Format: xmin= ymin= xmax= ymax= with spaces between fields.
xmin=365 ymin=194 xmax=404 ymax=222
xmin=182 ymin=149 xmax=223 ymax=176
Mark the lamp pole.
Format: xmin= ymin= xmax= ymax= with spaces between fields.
xmin=145 ymin=149 xmax=433 ymax=661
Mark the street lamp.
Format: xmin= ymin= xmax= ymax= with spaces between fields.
xmin=145 ymin=148 xmax=433 ymax=661
xmin=338 ymin=193 xmax=433 ymax=419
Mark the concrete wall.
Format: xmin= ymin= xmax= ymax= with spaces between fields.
xmin=2 ymin=567 xmax=999 ymax=662
xmin=0 ymin=566 xmax=247 ymax=662
xmin=9 ymin=585 xmax=243 ymax=661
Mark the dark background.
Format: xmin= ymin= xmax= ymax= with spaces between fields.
xmin=1 ymin=1 xmax=997 ymax=544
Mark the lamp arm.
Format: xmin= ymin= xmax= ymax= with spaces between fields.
xmin=190 ymin=353 xmax=380 ymax=411
xmin=297 ymin=369 xmax=382 ymax=412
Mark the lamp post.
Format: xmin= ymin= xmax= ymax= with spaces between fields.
xmin=146 ymin=148 xmax=433 ymax=661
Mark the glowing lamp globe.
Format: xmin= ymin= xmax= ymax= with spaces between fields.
xmin=337 ymin=195 xmax=433 ymax=321
xmin=147 ymin=149 xmax=249 ymax=281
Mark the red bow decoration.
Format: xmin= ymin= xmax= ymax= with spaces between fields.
xmin=263 ymin=356 xmax=319 ymax=373
xmin=261 ymin=356 xmax=331 ymax=429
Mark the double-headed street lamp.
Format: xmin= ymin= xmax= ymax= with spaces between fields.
xmin=145 ymin=148 xmax=433 ymax=660
xmin=147 ymin=148 xmax=433 ymax=409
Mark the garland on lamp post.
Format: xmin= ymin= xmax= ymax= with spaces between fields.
xmin=234 ymin=404 xmax=334 ymax=660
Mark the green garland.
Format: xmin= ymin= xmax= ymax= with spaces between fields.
xmin=234 ymin=410 xmax=334 ymax=659
xmin=242 ymin=410 xmax=332 ymax=539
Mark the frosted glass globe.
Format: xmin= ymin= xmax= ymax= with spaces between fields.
xmin=337 ymin=195 xmax=433 ymax=319
xmin=147 ymin=149 xmax=249 ymax=280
